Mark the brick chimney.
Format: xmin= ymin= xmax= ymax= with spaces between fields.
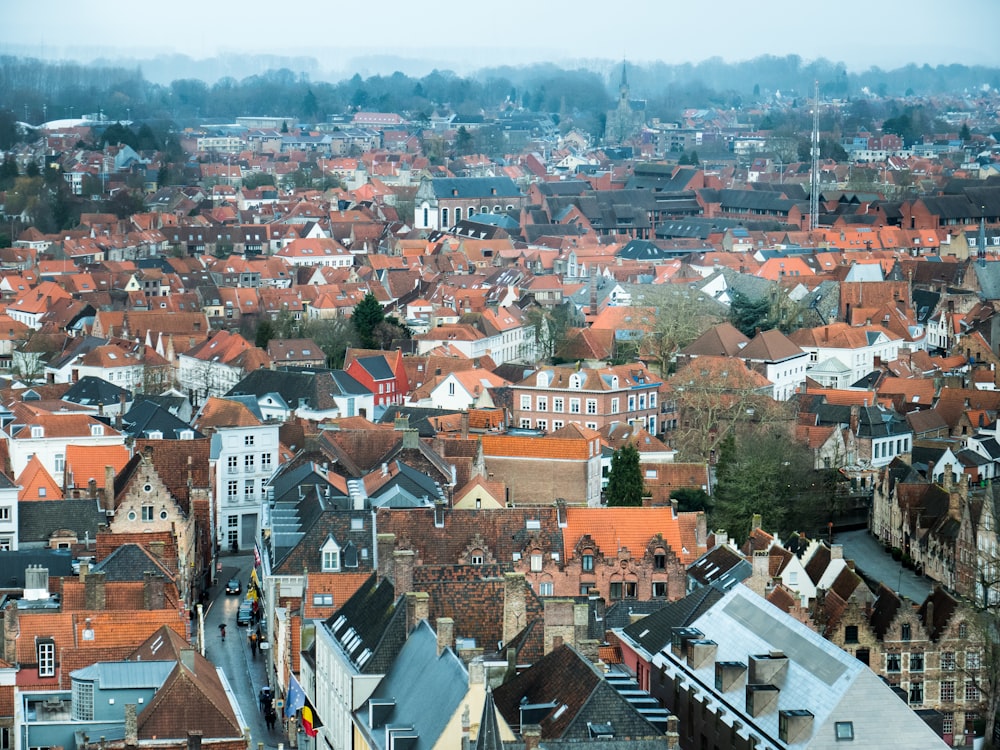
xmin=849 ymin=405 xmax=860 ymax=435
xmin=405 ymin=591 xmax=429 ymax=634
xmin=392 ymin=549 xmax=415 ymax=596
xmin=143 ymin=571 xmax=165 ymax=610
xmin=376 ymin=533 xmax=396 ymax=584
xmin=103 ymin=465 xmax=116 ymax=511
xmin=523 ymin=724 xmax=541 ymax=750
xmin=503 ymin=572 xmax=527 ymax=645
xmin=436 ymin=617 xmax=454 ymax=656
xmin=461 ymin=410 xmax=469 ymax=440
xmin=85 ymin=571 xmax=107 ymax=610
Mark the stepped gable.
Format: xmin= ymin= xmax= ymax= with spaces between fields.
xmin=376 ymin=507 xmax=564 ymax=566
xmin=413 ymin=564 xmax=545 ymax=663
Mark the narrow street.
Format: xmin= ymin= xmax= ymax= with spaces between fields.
xmin=200 ymin=553 xmax=282 ymax=750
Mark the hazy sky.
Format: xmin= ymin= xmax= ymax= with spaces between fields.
xmin=4 ymin=0 xmax=999 ymax=76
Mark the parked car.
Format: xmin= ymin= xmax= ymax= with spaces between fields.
xmin=225 ymin=577 xmax=241 ymax=595
xmin=237 ymin=600 xmax=253 ymax=626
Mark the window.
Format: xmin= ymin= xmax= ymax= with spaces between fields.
xmin=261 ymin=453 xmax=272 ymax=471
xmin=610 ymin=581 xmax=623 ymax=599
xmin=227 ymin=481 xmax=238 ymax=499
xmin=520 ymin=395 xmax=531 ymax=410
xmin=959 ymin=622 xmax=969 ymax=639
xmin=322 ymin=547 xmax=340 ymax=572
xmin=628 ymin=395 xmax=636 ymax=411
xmin=966 ymin=651 xmax=981 ymax=670
xmin=834 ymin=721 xmax=854 ymax=741
xmin=910 ymin=652 xmax=924 ymax=672
xmin=245 ymin=480 xmax=254 ymax=498
xmin=942 ymin=651 xmax=956 ymax=671
xmin=448 ymin=381 xmax=455 ymax=396
xmin=519 ymin=418 xmax=531 ymax=429
xmin=570 ymin=398 xmax=581 ymax=414
xmin=245 ymin=454 xmax=255 ymax=471
xmin=623 ymin=581 xmax=637 ymax=598
xmin=654 ymin=553 xmax=666 ymax=570
xmin=0 ymin=507 xmax=9 ymax=522
xmin=54 ymin=454 xmax=65 ymax=473
xmin=552 ymin=420 xmax=564 ymax=430
xmin=38 ymin=638 xmax=55 ymax=677
xmin=245 ymin=434 xmax=255 ymax=446
xmin=942 ymin=714 xmax=954 ymax=734
xmin=470 ymin=551 xmax=484 ymax=565
xmin=965 ymin=681 xmax=980 ymax=702
xmin=942 ymin=681 xmax=955 ymax=702
xmin=538 ymin=582 xmax=553 ymax=596
xmin=312 ymin=593 xmax=334 ymax=606
xmin=638 ymin=394 xmax=646 ymax=409
xmin=652 ymin=581 xmax=668 ymax=597
xmin=586 ymin=398 xmax=597 ymax=415
xmin=553 ymin=397 xmax=564 ymax=413
xmin=537 ymin=396 xmax=547 ymax=411
xmin=141 ymin=505 xmax=154 ymax=522
xmin=844 ymin=625 xmax=859 ymax=644
xmin=886 ymin=653 xmax=901 ymax=672
xmin=227 ymin=455 xmax=238 ymax=473
xmin=582 ymin=553 xmax=594 ymax=572
xmin=73 ymin=679 xmax=94 ymax=721
xmin=536 ymin=419 xmax=548 ymax=431
xmin=530 ymin=552 xmax=543 ymax=572
xmin=649 ymin=392 xmax=656 ymax=408
xmin=611 ymin=398 xmax=619 ymax=414
xmin=90 ymin=424 xmax=104 ymax=436
xmin=901 ymin=623 xmax=911 ymax=641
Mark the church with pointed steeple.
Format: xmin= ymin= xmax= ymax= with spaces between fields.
xmin=604 ymin=61 xmax=646 ymax=145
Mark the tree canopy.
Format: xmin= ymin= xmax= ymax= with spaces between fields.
xmin=352 ymin=293 xmax=385 ymax=350
xmin=605 ymin=444 xmax=644 ymax=507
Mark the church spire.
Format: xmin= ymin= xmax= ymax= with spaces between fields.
xmin=620 ymin=59 xmax=629 ymax=94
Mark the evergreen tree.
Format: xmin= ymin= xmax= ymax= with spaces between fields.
xmin=729 ymin=290 xmax=772 ymax=337
xmin=605 ymin=444 xmax=644 ymax=507
xmin=352 ymin=292 xmax=385 ymax=350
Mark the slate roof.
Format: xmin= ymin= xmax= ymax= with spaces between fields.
xmin=355 ymin=354 xmax=395 ymax=381
xmin=269 ymin=492 xmax=370 ymax=573
xmin=62 ymin=375 xmax=131 ymax=408
xmin=492 ymin=643 xmax=665 ymax=741
xmin=620 ymin=587 xmax=725 ymax=655
xmin=686 ymin=545 xmax=751 ymax=590
xmin=354 ymin=620 xmax=469 ymax=750
xmin=92 ymin=543 xmax=174 ymax=583
xmin=322 ymin=573 xmax=407 ymax=674
xmin=18 ymin=498 xmax=105 ymax=544
xmin=0 ymin=549 xmax=74 ymax=586
xmin=122 ymin=398 xmax=204 ymax=440
xmin=431 ymin=177 xmax=521 ymax=199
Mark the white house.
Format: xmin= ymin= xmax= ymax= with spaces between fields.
xmin=210 ymin=421 xmax=280 ymax=552
xmin=789 ymin=323 xmax=904 ymax=387
xmin=2 ymin=406 xmax=126 ymax=480
xmin=424 ymin=370 xmax=508 ymax=410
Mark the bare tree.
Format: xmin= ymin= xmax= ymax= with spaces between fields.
xmin=631 ymin=286 xmax=726 ymax=376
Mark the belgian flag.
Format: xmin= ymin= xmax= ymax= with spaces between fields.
xmin=301 ymin=697 xmax=323 ymax=738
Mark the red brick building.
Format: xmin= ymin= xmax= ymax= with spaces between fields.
xmin=344 ymin=349 xmax=408 ymax=408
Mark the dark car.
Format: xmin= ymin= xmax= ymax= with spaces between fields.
xmin=225 ymin=577 xmax=241 ymax=595
xmin=237 ymin=600 xmax=253 ymax=626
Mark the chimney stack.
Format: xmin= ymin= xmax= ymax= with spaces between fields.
xmin=436 ymin=617 xmax=454 ymax=656
xmin=103 ymin=465 xmax=116 ymax=511
xmin=85 ymin=571 xmax=107 ymax=610
xmin=503 ymin=572 xmax=527 ymax=645
xmin=461 ymin=411 xmax=469 ymax=440
xmin=392 ymin=549 xmax=415 ymax=596
xmin=124 ymin=704 xmax=138 ymax=747
xmin=405 ymin=591 xmax=429 ymax=634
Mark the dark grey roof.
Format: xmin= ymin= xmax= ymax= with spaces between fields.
xmin=355 ymin=355 xmax=394 ymax=381
xmin=18 ymin=499 xmax=105 ymax=544
xmin=603 ymin=600 xmax=671 ymax=630
xmin=431 ymin=177 xmax=521 ymax=199
xmin=324 ymin=573 xmax=407 ymax=674
xmin=355 ymin=620 xmax=468 ymax=750
xmin=227 ymin=368 xmax=316 ymax=409
xmin=687 ymin=545 xmax=752 ymax=590
xmin=620 ymin=586 xmax=725 ymax=655
xmin=122 ymin=399 xmax=204 ymax=440
xmin=377 ymin=406 xmax=459 ymax=437
xmin=63 ymin=376 xmax=131 ymax=408
xmin=327 ymin=369 xmax=371 ymax=396
xmin=92 ymin=543 xmax=171 ymax=582
xmin=0 ymin=549 xmax=73 ymax=586
xmin=369 ymin=460 xmax=445 ymax=506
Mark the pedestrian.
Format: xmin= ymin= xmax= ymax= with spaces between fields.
xmin=266 ymin=708 xmax=276 ymax=731
xmin=218 ymin=623 xmax=226 ymax=641
xmin=259 ymin=686 xmax=271 ymax=712
xmin=249 ymin=631 xmax=258 ymax=657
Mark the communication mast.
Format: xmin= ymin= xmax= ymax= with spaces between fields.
xmin=809 ymin=80 xmax=820 ymax=231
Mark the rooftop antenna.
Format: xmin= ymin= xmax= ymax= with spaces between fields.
xmin=809 ymin=80 xmax=820 ymax=232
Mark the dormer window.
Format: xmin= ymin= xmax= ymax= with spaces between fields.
xmin=569 ymin=373 xmax=583 ymax=389
xmin=321 ymin=537 xmax=341 ymax=572
xmin=37 ymin=638 xmax=55 ymax=677
xmin=30 ymin=425 xmax=43 ymax=438
xmin=90 ymin=424 xmax=104 ymax=437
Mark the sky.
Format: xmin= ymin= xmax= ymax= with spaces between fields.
xmin=4 ymin=0 xmax=1000 ymax=78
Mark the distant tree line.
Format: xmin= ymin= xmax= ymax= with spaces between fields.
xmin=1 ymin=54 xmax=998 ymax=147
